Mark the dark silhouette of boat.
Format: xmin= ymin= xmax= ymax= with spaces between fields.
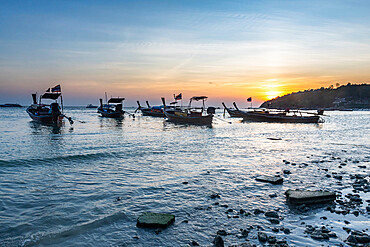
xmin=97 ymin=97 xmax=125 ymax=118
xmin=0 ymin=103 xmax=22 ymax=107
xmin=162 ymin=96 xmax=215 ymax=125
xmin=224 ymin=102 xmax=323 ymax=123
xmin=135 ymin=101 xmax=165 ymax=117
xmin=86 ymin=104 xmax=98 ymax=108
xmin=222 ymin=102 xmax=244 ymax=118
xmin=26 ymin=85 xmax=73 ymax=125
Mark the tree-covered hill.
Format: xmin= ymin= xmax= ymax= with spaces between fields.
xmin=260 ymin=83 xmax=370 ymax=109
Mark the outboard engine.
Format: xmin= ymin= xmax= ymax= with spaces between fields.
xmin=50 ymin=103 xmax=61 ymax=123
xmin=116 ymin=104 xmax=123 ymax=112
xmin=317 ymin=109 xmax=324 ymax=115
xmin=207 ymin=107 xmax=216 ymax=114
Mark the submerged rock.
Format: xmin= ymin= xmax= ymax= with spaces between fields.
xmin=213 ymin=235 xmax=224 ymax=247
xmin=285 ymin=189 xmax=336 ymax=204
xmin=217 ymin=230 xmax=228 ymax=236
xmin=256 ymin=175 xmax=283 ymax=185
xmin=258 ymin=231 xmax=268 ymax=242
xmin=254 ymin=209 xmax=265 ymax=215
xmin=265 ymin=211 xmax=279 ymax=218
xmin=136 ymin=212 xmax=175 ymax=228
xmin=210 ymin=193 xmax=221 ymax=199
xmin=346 ymin=231 xmax=370 ymax=244
xmin=191 ymin=240 xmax=200 ymax=246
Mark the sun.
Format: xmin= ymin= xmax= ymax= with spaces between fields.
xmin=265 ymin=91 xmax=283 ymax=100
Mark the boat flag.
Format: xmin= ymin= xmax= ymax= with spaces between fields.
xmin=174 ymin=93 xmax=182 ymax=100
xmin=49 ymin=84 xmax=61 ymax=92
xmin=247 ymin=97 xmax=252 ymax=102
xmin=51 ymin=84 xmax=61 ymax=92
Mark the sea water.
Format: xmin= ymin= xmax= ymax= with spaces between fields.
xmin=0 ymin=107 xmax=369 ymax=246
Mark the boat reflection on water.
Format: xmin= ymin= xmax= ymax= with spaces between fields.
xmin=29 ymin=121 xmax=73 ymax=135
xmin=99 ymin=116 xmax=124 ymax=129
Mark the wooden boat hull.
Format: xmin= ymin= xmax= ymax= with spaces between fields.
xmin=141 ymin=109 xmax=165 ymax=117
xmin=164 ymin=111 xmax=213 ymax=125
xmin=26 ymin=106 xmax=63 ymax=125
xmin=225 ymin=108 xmax=244 ymax=118
xmin=222 ymin=103 xmax=244 ymax=118
xmin=242 ymin=112 xmax=320 ymax=123
xmin=98 ymin=109 xmax=124 ymax=118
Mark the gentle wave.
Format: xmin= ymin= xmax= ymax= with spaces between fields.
xmin=2 ymin=211 xmax=129 ymax=247
xmin=0 ymin=152 xmax=122 ymax=168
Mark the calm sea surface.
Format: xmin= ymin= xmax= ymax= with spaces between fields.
xmin=0 ymin=107 xmax=369 ymax=246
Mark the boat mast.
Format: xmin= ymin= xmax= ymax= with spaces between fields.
xmin=60 ymin=87 xmax=64 ymax=112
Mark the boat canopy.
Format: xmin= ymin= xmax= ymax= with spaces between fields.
xmin=108 ymin=97 xmax=125 ymax=103
xmin=191 ymin=96 xmax=208 ymax=101
xmin=41 ymin=93 xmax=61 ymax=100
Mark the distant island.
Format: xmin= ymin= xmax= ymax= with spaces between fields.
xmin=260 ymin=83 xmax=370 ymax=110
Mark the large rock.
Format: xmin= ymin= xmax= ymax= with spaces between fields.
xmin=137 ymin=212 xmax=175 ymax=228
xmin=285 ymin=189 xmax=336 ymax=205
xmin=265 ymin=211 xmax=279 ymax=218
xmin=256 ymin=175 xmax=283 ymax=185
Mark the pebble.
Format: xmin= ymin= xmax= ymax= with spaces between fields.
xmin=241 ymin=229 xmax=249 ymax=237
xmin=254 ymin=209 xmax=264 ymax=215
xmin=283 ymin=228 xmax=291 ymax=234
xmin=257 ymin=232 xmax=268 ymax=242
xmin=191 ymin=240 xmax=200 ymax=246
xmin=267 ymin=235 xmax=277 ymax=243
xmin=283 ymin=169 xmax=291 ymax=174
xmin=268 ymin=218 xmax=280 ymax=224
xmin=217 ymin=230 xmax=227 ymax=236
xmin=210 ymin=193 xmax=221 ymax=199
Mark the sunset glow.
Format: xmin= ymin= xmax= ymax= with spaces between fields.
xmin=265 ymin=91 xmax=283 ymax=100
xmin=0 ymin=1 xmax=369 ymax=106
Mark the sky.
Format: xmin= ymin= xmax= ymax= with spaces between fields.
xmin=0 ymin=0 xmax=369 ymax=106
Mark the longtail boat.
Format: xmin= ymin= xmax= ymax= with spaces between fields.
xmin=222 ymin=102 xmax=244 ymax=118
xmin=162 ymin=96 xmax=215 ymax=126
xmin=97 ymin=97 xmax=125 ymax=118
xmin=226 ymin=102 xmax=323 ymax=123
xmin=135 ymin=101 xmax=165 ymax=117
xmin=26 ymin=84 xmax=73 ymax=125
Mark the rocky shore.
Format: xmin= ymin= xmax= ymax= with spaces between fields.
xmin=137 ymin=155 xmax=369 ymax=247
